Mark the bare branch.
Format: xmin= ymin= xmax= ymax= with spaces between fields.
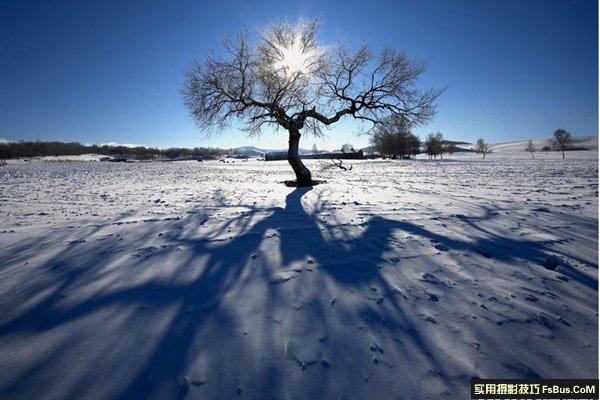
xmin=182 ymin=16 xmax=442 ymax=158
xmin=319 ymin=158 xmax=353 ymax=172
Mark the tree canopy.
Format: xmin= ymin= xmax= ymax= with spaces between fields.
xmin=371 ymin=115 xmax=420 ymax=159
xmin=550 ymin=129 xmax=572 ymax=159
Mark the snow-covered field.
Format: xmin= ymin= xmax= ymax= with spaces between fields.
xmin=0 ymin=147 xmax=597 ymax=399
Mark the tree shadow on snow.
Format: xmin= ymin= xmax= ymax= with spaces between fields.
xmin=0 ymin=187 xmax=596 ymax=399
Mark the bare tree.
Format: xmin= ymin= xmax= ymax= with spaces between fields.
xmin=334 ymin=159 xmax=352 ymax=170
xmin=182 ymin=18 xmax=442 ymax=186
xmin=475 ymin=138 xmax=491 ymax=159
xmin=444 ymin=142 xmax=457 ymax=156
xmin=550 ymin=129 xmax=572 ymax=159
xmin=370 ymin=125 xmax=396 ymax=159
xmin=370 ymin=115 xmax=419 ymax=159
xmin=525 ymin=139 xmax=536 ymax=159
xmin=425 ymin=132 xmax=443 ymax=160
xmin=408 ymin=134 xmax=421 ymax=159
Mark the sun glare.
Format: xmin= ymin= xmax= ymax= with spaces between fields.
xmin=276 ymin=42 xmax=309 ymax=75
xmin=274 ymin=37 xmax=320 ymax=78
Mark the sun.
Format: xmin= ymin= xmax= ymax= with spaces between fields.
xmin=275 ymin=41 xmax=309 ymax=75
xmin=274 ymin=37 xmax=321 ymax=79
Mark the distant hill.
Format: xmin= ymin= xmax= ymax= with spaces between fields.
xmin=227 ymin=146 xmax=273 ymax=156
xmin=228 ymin=146 xmax=312 ymax=157
xmin=231 ymin=137 xmax=600 ymax=156
xmin=486 ymin=136 xmax=598 ymax=153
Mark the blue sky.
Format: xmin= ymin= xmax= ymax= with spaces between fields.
xmin=0 ymin=0 xmax=597 ymax=150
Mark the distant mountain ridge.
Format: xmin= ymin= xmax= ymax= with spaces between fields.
xmin=227 ymin=146 xmax=313 ymax=156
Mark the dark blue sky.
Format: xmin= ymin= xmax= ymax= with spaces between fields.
xmin=0 ymin=0 xmax=597 ymax=149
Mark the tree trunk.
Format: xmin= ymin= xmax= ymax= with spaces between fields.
xmin=287 ymin=127 xmax=312 ymax=186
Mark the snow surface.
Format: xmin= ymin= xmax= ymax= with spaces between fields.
xmin=486 ymin=136 xmax=598 ymax=154
xmin=0 ymin=146 xmax=597 ymax=399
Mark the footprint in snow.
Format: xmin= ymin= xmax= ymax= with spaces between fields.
xmin=369 ymin=343 xmax=384 ymax=354
xmin=543 ymin=255 xmax=561 ymax=270
xmin=427 ymin=293 xmax=440 ymax=302
xmin=421 ymin=273 xmax=446 ymax=287
xmin=420 ymin=287 xmax=440 ymax=302
xmin=430 ymin=240 xmax=449 ymax=252
xmin=525 ymin=294 xmax=538 ymax=302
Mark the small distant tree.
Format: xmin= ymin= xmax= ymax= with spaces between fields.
xmin=550 ymin=129 xmax=572 ymax=159
xmin=425 ymin=132 xmax=444 ymax=159
xmin=542 ymin=145 xmax=551 ymax=154
xmin=311 ymin=143 xmax=319 ymax=154
xmin=525 ymin=139 xmax=536 ymax=159
xmin=475 ymin=138 xmax=491 ymax=159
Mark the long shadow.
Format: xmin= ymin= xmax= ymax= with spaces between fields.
xmin=0 ymin=187 xmax=597 ymax=399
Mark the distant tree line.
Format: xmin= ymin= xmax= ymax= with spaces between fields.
xmin=423 ymin=132 xmax=460 ymax=160
xmin=370 ymin=119 xmax=468 ymax=160
xmin=0 ymin=141 xmax=225 ymax=160
xmin=370 ymin=116 xmax=421 ymax=159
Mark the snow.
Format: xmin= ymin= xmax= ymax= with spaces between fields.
xmin=453 ymin=136 xmax=598 ymax=154
xmin=0 ymin=146 xmax=597 ymax=399
xmin=487 ymin=136 xmax=598 ymax=154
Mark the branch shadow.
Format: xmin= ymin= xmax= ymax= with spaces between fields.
xmin=0 ymin=187 xmax=596 ymax=399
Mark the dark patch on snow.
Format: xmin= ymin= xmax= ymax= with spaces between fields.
xmin=434 ymin=243 xmax=449 ymax=252
xmin=369 ymin=344 xmax=384 ymax=354
xmin=427 ymin=293 xmax=440 ymax=302
xmin=532 ymin=207 xmax=551 ymax=213
xmin=421 ymin=273 xmax=446 ymax=286
xmin=474 ymin=245 xmax=493 ymax=258
xmin=543 ymin=255 xmax=561 ymax=270
xmin=282 ymin=179 xmax=326 ymax=187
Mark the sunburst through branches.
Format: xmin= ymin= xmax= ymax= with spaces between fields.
xmin=273 ymin=36 xmax=321 ymax=79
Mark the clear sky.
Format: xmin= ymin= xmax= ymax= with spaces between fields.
xmin=0 ymin=0 xmax=597 ymax=150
